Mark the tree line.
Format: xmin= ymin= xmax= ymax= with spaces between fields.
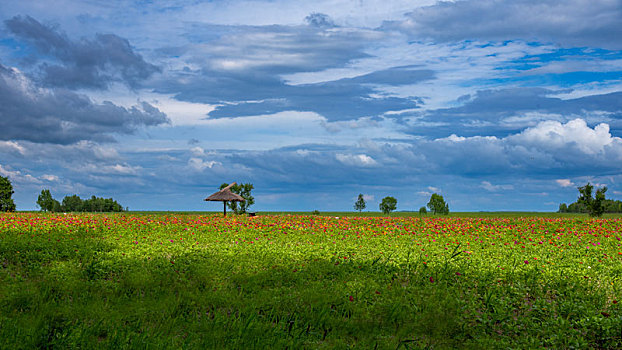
xmin=37 ymin=189 xmax=125 ymax=213
xmin=354 ymin=192 xmax=450 ymax=215
xmin=559 ymin=183 xmax=622 ymax=216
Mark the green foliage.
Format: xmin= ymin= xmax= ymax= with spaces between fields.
xmin=36 ymin=190 xmax=123 ymax=212
xmin=427 ymin=193 xmax=449 ymax=215
xmin=51 ymin=199 xmax=62 ymax=213
xmin=37 ymin=189 xmax=55 ymax=212
xmin=220 ymin=183 xmax=255 ymax=214
xmin=379 ymin=196 xmax=397 ymax=215
xmin=558 ymin=203 xmax=568 ymax=213
xmin=62 ymin=195 xmax=83 ymax=212
xmin=560 ymin=183 xmax=615 ymax=216
xmin=311 ymin=210 xmax=320 ymax=216
xmin=419 ymin=206 xmax=427 ymax=215
xmin=353 ymin=194 xmax=366 ymax=212
xmin=0 ymin=176 xmax=16 ymax=212
xmin=81 ymin=196 xmax=124 ymax=212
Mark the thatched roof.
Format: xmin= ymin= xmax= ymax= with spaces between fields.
xmin=204 ymin=182 xmax=245 ymax=202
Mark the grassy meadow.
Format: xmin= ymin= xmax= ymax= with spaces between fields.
xmin=1 ymin=212 xmax=621 ymax=348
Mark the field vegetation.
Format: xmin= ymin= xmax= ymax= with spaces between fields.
xmin=1 ymin=213 xmax=621 ymax=348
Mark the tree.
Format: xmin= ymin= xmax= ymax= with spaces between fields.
xmin=220 ymin=182 xmax=255 ymax=214
xmin=0 ymin=176 xmax=16 ymax=212
xmin=37 ymin=189 xmax=56 ymax=212
xmin=379 ymin=196 xmax=397 ymax=215
xmin=62 ymin=195 xmax=83 ymax=212
xmin=354 ymin=194 xmax=366 ymax=212
xmin=577 ymin=182 xmax=608 ymax=217
xmin=558 ymin=203 xmax=568 ymax=213
xmin=419 ymin=206 xmax=427 ymax=215
xmin=51 ymin=199 xmax=63 ymax=213
xmin=427 ymin=193 xmax=449 ymax=215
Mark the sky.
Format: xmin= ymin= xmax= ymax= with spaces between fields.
xmin=1 ymin=0 xmax=622 ymax=212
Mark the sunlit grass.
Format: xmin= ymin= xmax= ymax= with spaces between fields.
xmin=1 ymin=213 xmax=621 ymax=348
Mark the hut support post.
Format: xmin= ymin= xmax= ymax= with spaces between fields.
xmin=223 ymin=201 xmax=227 ymax=216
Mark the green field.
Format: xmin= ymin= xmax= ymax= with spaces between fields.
xmin=1 ymin=213 xmax=621 ymax=348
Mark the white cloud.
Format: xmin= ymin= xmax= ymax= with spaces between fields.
xmin=41 ymin=174 xmax=59 ymax=182
xmin=335 ymin=153 xmax=378 ymax=167
xmin=0 ymin=164 xmax=41 ymax=184
xmin=509 ymin=118 xmax=618 ymax=155
xmin=79 ymin=164 xmax=141 ymax=175
xmin=481 ymin=181 xmax=514 ymax=192
xmin=0 ymin=141 xmax=26 ymax=155
xmin=188 ymin=158 xmax=220 ymax=171
xmin=190 ymin=147 xmax=205 ymax=156
xmin=556 ymin=179 xmax=575 ymax=187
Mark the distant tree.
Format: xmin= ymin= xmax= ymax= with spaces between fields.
xmin=0 ymin=176 xmax=16 ymax=212
xmin=558 ymin=203 xmax=568 ymax=213
xmin=220 ymin=183 xmax=255 ymax=214
xmin=51 ymin=199 xmax=63 ymax=213
xmin=419 ymin=206 xmax=427 ymax=215
xmin=577 ymin=182 xmax=608 ymax=217
xmin=82 ymin=196 xmax=124 ymax=212
xmin=62 ymin=195 xmax=84 ymax=212
xmin=379 ymin=196 xmax=397 ymax=215
xmin=427 ymin=193 xmax=449 ymax=215
xmin=37 ymin=189 xmax=55 ymax=212
xmin=354 ymin=194 xmax=366 ymax=212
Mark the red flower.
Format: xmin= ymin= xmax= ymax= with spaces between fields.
xmin=349 ymin=296 xmax=354 ymax=302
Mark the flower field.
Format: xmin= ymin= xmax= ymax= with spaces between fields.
xmin=1 ymin=213 xmax=621 ymax=348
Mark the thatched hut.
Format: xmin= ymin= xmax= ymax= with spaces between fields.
xmin=204 ymin=182 xmax=245 ymax=216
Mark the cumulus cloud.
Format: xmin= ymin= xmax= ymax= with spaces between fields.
xmin=508 ymin=119 xmax=614 ymax=155
xmin=335 ymin=153 xmax=378 ymax=167
xmin=5 ymin=15 xmax=160 ymax=89
xmin=0 ymin=64 xmax=169 ymax=144
xmin=409 ymin=88 xmax=622 ymax=138
xmin=425 ymin=118 xmax=622 ymax=176
xmin=556 ymin=179 xmax=574 ymax=187
xmin=188 ymin=157 xmax=220 ymax=171
xmin=384 ymin=0 xmax=622 ymax=49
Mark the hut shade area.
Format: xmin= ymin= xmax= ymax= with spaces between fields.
xmin=204 ymin=182 xmax=245 ymax=216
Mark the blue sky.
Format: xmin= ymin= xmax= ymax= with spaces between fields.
xmin=1 ymin=0 xmax=622 ymax=212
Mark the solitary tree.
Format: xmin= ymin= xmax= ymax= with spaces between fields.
xmin=354 ymin=194 xmax=366 ymax=212
xmin=0 ymin=176 xmax=16 ymax=212
xmin=578 ymin=182 xmax=607 ymax=217
xmin=419 ymin=206 xmax=427 ymax=215
xmin=427 ymin=193 xmax=449 ymax=215
xmin=379 ymin=196 xmax=397 ymax=215
xmin=220 ymin=182 xmax=255 ymax=214
xmin=37 ymin=189 xmax=55 ymax=212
